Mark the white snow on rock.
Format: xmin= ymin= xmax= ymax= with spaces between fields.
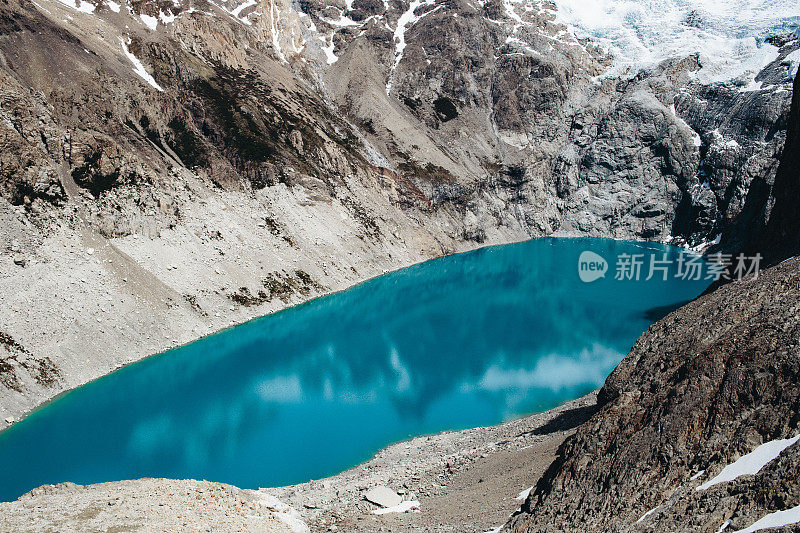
xmin=637 ymin=506 xmax=660 ymax=523
xmin=516 ymin=486 xmax=533 ymax=501
xmin=785 ymin=48 xmax=800 ymax=77
xmin=53 ymin=0 xmax=96 ymax=14
xmin=320 ymin=35 xmax=338 ymax=64
xmin=550 ymin=0 xmax=799 ymax=85
xmin=319 ymin=10 xmax=360 ymax=27
xmin=231 ymin=0 xmax=256 ymax=16
xmin=253 ymin=492 xmax=310 ymax=533
xmin=733 ymin=504 xmax=800 ymax=533
xmin=386 ymin=0 xmax=441 ymax=94
xmin=140 ymin=13 xmax=158 ymax=29
xmin=106 ymin=0 xmax=120 ymax=12
xmin=159 ymin=10 xmax=175 ymax=24
xmin=697 ymin=434 xmax=800 ymax=491
xmin=371 ymin=500 xmax=421 ymax=515
xmin=120 ymin=38 xmax=164 ymax=91
xmin=268 ymin=0 xmax=286 ymax=62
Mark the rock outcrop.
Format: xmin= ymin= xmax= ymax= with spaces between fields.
xmin=726 ymin=71 xmax=800 ymax=266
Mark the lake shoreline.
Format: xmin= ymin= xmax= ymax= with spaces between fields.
xmin=267 ymin=391 xmax=599 ymax=532
xmin=0 ymin=234 xmax=498 ymax=432
xmin=0 ymin=392 xmax=598 ymax=532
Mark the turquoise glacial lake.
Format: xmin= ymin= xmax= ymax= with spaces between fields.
xmin=0 ymin=238 xmax=710 ymax=501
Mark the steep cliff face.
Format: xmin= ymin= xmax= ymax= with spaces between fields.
xmin=762 ymin=72 xmax=800 ymax=262
xmin=728 ymin=72 xmax=800 ymax=265
xmin=507 ymin=74 xmax=800 ymax=532
xmin=319 ymin=0 xmax=797 ymax=245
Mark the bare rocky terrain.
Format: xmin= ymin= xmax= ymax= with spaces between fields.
xmin=0 ymin=478 xmax=304 ymax=532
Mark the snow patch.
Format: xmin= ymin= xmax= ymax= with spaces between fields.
xmin=53 ymin=0 xmax=96 ymax=14
xmin=140 ymin=13 xmax=158 ymax=29
xmin=724 ymin=138 xmax=740 ymax=149
xmin=319 ymin=11 xmax=360 ymax=27
xmin=372 ymin=500 xmax=420 ymax=514
xmin=740 ymin=80 xmax=764 ymax=92
xmin=516 ymin=486 xmax=533 ymax=501
xmin=320 ymin=35 xmax=338 ymax=64
xmin=31 ymin=0 xmax=52 ymax=14
xmin=690 ymin=470 xmax=705 ymax=480
xmin=231 ymin=0 xmax=256 ymax=16
xmin=688 ymin=233 xmax=721 ymax=253
xmin=697 ymin=434 xmax=800 ymax=491
xmin=386 ymin=0 xmax=441 ymax=94
xmin=107 ymin=0 xmax=120 ymax=12
xmin=785 ymin=49 xmax=800 ymax=78
xmin=120 ymin=38 xmax=163 ymax=91
xmin=268 ymin=0 xmax=286 ymax=62
xmin=733 ymin=504 xmax=800 ymax=533
xmin=637 ymin=506 xmax=659 ymax=523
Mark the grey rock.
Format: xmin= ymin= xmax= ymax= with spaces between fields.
xmin=363 ymin=485 xmax=402 ymax=508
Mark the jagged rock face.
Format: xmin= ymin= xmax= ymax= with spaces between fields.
xmin=728 ymin=71 xmax=800 ymax=265
xmin=507 ymin=255 xmax=800 ymax=533
xmin=761 ymin=72 xmax=800 ymax=262
xmin=316 ymin=0 xmax=797 ymax=244
xmin=678 ymin=43 xmax=798 ymax=252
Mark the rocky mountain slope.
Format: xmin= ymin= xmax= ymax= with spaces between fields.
xmin=507 ymin=73 xmax=800 ymax=533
